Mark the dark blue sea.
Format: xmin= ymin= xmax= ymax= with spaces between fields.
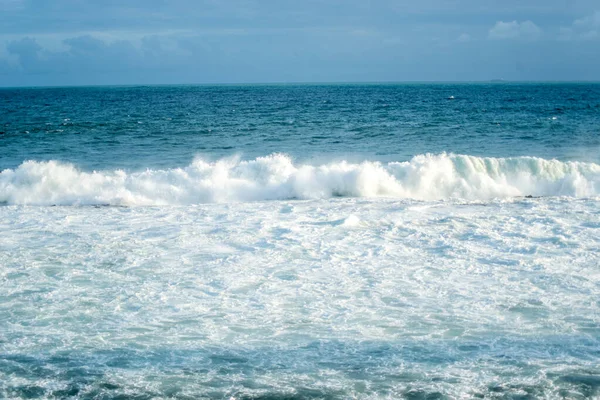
xmin=1 ymin=83 xmax=600 ymax=399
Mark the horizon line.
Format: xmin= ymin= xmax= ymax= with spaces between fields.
xmin=2 ymin=79 xmax=600 ymax=89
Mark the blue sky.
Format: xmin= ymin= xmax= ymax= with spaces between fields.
xmin=0 ymin=0 xmax=599 ymax=86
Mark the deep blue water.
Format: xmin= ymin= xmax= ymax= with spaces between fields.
xmin=2 ymin=83 xmax=600 ymax=171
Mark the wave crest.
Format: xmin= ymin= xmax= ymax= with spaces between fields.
xmin=1 ymin=153 xmax=599 ymax=205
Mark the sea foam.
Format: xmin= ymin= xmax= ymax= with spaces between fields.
xmin=1 ymin=153 xmax=599 ymax=205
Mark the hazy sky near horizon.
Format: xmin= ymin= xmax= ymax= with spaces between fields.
xmin=0 ymin=0 xmax=599 ymax=86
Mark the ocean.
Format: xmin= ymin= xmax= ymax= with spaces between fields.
xmin=1 ymin=83 xmax=599 ymax=399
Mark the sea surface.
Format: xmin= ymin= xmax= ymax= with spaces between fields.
xmin=1 ymin=83 xmax=600 ymax=399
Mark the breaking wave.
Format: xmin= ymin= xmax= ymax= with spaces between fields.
xmin=1 ymin=153 xmax=599 ymax=205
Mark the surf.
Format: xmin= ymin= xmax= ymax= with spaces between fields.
xmin=1 ymin=153 xmax=599 ymax=206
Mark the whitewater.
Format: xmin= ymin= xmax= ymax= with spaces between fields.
xmin=1 ymin=83 xmax=600 ymax=399
xmin=2 ymin=190 xmax=599 ymax=398
xmin=2 ymin=153 xmax=600 ymax=205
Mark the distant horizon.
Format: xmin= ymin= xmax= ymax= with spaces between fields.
xmin=2 ymin=79 xmax=600 ymax=90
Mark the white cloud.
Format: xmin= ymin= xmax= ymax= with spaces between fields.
xmin=457 ymin=33 xmax=471 ymax=42
xmin=0 ymin=0 xmax=23 ymax=11
xmin=561 ymin=10 xmax=600 ymax=41
xmin=574 ymin=10 xmax=600 ymax=28
xmin=581 ymin=30 xmax=598 ymax=40
xmin=488 ymin=20 xmax=542 ymax=40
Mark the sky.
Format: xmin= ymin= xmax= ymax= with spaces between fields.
xmin=0 ymin=0 xmax=599 ymax=86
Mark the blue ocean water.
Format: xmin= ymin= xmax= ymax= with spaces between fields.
xmin=1 ymin=83 xmax=600 ymax=399
xmin=2 ymin=83 xmax=600 ymax=171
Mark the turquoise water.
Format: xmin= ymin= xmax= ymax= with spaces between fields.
xmin=1 ymin=83 xmax=600 ymax=399
xmin=2 ymin=83 xmax=600 ymax=170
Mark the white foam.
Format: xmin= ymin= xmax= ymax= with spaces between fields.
xmin=1 ymin=196 xmax=599 ymax=397
xmin=1 ymin=153 xmax=599 ymax=205
xmin=342 ymin=214 xmax=361 ymax=227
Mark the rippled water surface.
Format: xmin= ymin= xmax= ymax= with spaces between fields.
xmin=2 ymin=83 xmax=600 ymax=170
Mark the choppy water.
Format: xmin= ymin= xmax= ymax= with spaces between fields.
xmin=1 ymin=83 xmax=600 ymax=399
